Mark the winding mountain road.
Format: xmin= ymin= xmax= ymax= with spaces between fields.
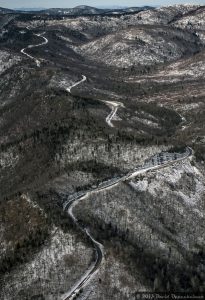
xmin=21 ymin=32 xmax=48 ymax=67
xmin=66 ymin=75 xmax=87 ymax=93
xmin=63 ymin=77 xmax=193 ymax=299
xmin=62 ymin=146 xmax=193 ymax=300
xmin=67 ymin=76 xmax=124 ymax=128
xmin=103 ymin=100 xmax=124 ymax=128
xmin=62 ymin=191 xmax=104 ymax=300
xmin=18 ymin=31 xmax=193 ymax=297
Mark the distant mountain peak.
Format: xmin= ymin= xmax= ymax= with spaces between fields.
xmin=14 ymin=7 xmax=45 ymax=11
xmin=0 ymin=5 xmax=154 ymax=16
xmin=74 ymin=5 xmax=94 ymax=9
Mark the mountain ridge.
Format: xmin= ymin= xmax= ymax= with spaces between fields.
xmin=0 ymin=5 xmax=154 ymax=16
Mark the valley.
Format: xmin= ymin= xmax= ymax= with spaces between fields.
xmin=0 ymin=4 xmax=205 ymax=300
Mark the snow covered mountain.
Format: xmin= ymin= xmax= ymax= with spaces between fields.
xmin=40 ymin=5 xmax=153 ymax=16
xmin=0 ymin=4 xmax=205 ymax=300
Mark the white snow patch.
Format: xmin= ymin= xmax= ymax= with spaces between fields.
xmin=0 ymin=149 xmax=19 ymax=169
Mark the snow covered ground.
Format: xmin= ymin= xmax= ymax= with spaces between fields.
xmin=126 ymin=47 xmax=205 ymax=86
xmin=173 ymin=8 xmax=205 ymax=31
xmin=73 ymin=26 xmax=199 ymax=68
xmin=56 ymin=139 xmax=169 ymax=172
xmin=0 ymin=147 xmax=19 ymax=169
xmin=129 ymin=4 xmax=200 ymax=25
xmin=74 ymin=158 xmax=204 ymax=268
xmin=0 ymin=51 xmax=21 ymax=75
xmin=1 ymin=194 xmax=93 ymax=300
xmin=87 ymin=247 xmax=149 ymax=300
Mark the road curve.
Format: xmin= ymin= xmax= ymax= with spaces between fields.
xmin=103 ymin=100 xmax=125 ymax=128
xmin=63 ymin=76 xmax=193 ymax=300
xmin=18 ymin=38 xmax=192 ymax=299
xmin=67 ymin=76 xmax=124 ymax=128
xmin=21 ymin=32 xmax=48 ymax=67
xmin=62 ymin=146 xmax=193 ymax=300
xmin=61 ymin=192 xmax=104 ymax=300
xmin=66 ymin=75 xmax=87 ymax=93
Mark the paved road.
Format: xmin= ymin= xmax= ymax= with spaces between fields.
xmin=61 ymin=190 xmax=104 ymax=300
xmin=102 ymin=100 xmax=124 ymax=128
xmin=66 ymin=75 xmax=87 ymax=93
xmin=18 ymin=39 xmax=192 ymax=300
xmin=13 ymin=45 xmax=191 ymax=295
xmin=21 ymin=31 xmax=48 ymax=67
xmin=67 ymin=76 xmax=124 ymax=128
xmin=67 ymin=76 xmax=189 ymax=131
xmin=63 ymin=76 xmax=193 ymax=300
xmin=62 ymin=147 xmax=193 ymax=300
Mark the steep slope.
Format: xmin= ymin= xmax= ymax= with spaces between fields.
xmin=0 ymin=50 xmax=21 ymax=74
xmin=42 ymin=5 xmax=108 ymax=16
xmin=39 ymin=5 xmax=152 ymax=16
xmin=172 ymin=6 xmax=205 ymax=28
xmin=73 ymin=158 xmax=205 ymax=298
xmin=74 ymin=26 xmax=201 ymax=68
xmin=129 ymin=4 xmax=200 ymax=25
xmin=0 ymin=4 xmax=205 ymax=300
xmin=172 ymin=6 xmax=205 ymax=44
xmin=0 ymin=194 xmax=93 ymax=300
